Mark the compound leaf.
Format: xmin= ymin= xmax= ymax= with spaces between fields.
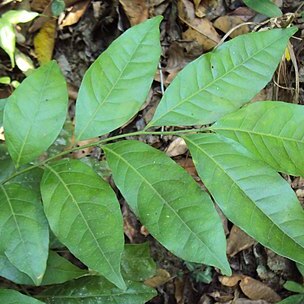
xmin=37 ymin=276 xmax=157 ymax=304
xmin=148 ymin=27 xmax=296 ymax=128
xmin=40 ymin=159 xmax=125 ymax=289
xmin=0 ymin=183 xmax=49 ymax=285
xmin=75 ymin=16 xmax=162 ymax=140
xmin=243 ymin=0 xmax=282 ymax=17
xmin=104 ymin=140 xmax=231 ymax=275
xmin=4 ymin=61 xmax=68 ymax=167
xmin=213 ymin=101 xmax=304 ymax=177
xmin=184 ymin=133 xmax=304 ymax=265
xmin=0 ymin=289 xmax=44 ymax=304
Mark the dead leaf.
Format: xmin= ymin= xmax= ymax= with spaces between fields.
xmin=71 ymin=138 xmax=99 ymax=158
xmin=227 ymin=225 xmax=255 ymax=257
xmin=144 ymin=268 xmax=171 ymax=287
xmin=178 ymin=0 xmax=220 ymax=50
xmin=240 ymin=277 xmax=281 ymax=303
xmin=166 ymin=137 xmax=187 ymax=157
xmin=31 ymin=0 xmax=51 ymax=12
xmin=60 ymin=0 xmax=90 ymax=28
xmin=176 ymin=158 xmax=198 ymax=179
xmin=34 ymin=18 xmax=57 ymax=65
xmin=234 ymin=299 xmax=270 ymax=304
xmin=219 ymin=274 xmax=244 ymax=287
xmin=214 ymin=16 xmax=249 ymax=38
xmin=119 ymin=0 xmax=149 ymax=26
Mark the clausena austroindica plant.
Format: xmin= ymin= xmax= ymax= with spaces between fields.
xmin=0 ymin=15 xmax=303 ymax=303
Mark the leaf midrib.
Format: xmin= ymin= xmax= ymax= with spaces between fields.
xmin=212 ymin=126 xmax=304 ymax=144
xmin=150 ymin=30 xmax=288 ymax=126
xmin=185 ymin=136 xmax=302 ymax=248
xmin=105 ymin=146 xmax=228 ymax=271
xmin=0 ymin=185 xmax=35 ymax=280
xmin=15 ymin=64 xmax=54 ymax=167
xmin=44 ymin=164 xmax=121 ymax=285
xmin=76 ymin=24 xmax=155 ymax=140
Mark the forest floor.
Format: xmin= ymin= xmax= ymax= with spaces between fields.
xmin=0 ymin=0 xmax=304 ymax=303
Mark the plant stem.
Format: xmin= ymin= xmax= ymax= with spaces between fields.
xmin=1 ymin=127 xmax=209 ymax=185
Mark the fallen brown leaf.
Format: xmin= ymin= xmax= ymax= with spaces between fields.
xmin=144 ymin=268 xmax=171 ymax=287
xmin=214 ymin=15 xmax=249 ymax=38
xmin=166 ymin=137 xmax=187 ymax=157
xmin=178 ymin=0 xmax=220 ymax=50
xmin=227 ymin=225 xmax=255 ymax=257
xmin=119 ymin=0 xmax=149 ymax=26
xmin=60 ymin=0 xmax=90 ymax=28
xmin=219 ymin=274 xmax=243 ymax=287
xmin=240 ymin=277 xmax=281 ymax=303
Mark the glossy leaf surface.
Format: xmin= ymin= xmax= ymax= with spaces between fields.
xmin=184 ymin=133 xmax=304 ymax=264
xmin=4 ymin=61 xmax=68 ymax=167
xmin=104 ymin=140 xmax=231 ymax=275
xmin=40 ymin=159 xmax=125 ymax=289
xmin=213 ymin=101 xmax=304 ymax=177
xmin=0 ymin=289 xmax=44 ymax=303
xmin=0 ymin=184 xmax=49 ymax=285
xmin=38 ymin=276 xmax=157 ymax=304
xmin=148 ymin=28 xmax=296 ymax=127
xmin=0 ymin=251 xmax=87 ymax=285
xmin=243 ymin=0 xmax=282 ymax=17
xmin=75 ymin=16 xmax=162 ymax=140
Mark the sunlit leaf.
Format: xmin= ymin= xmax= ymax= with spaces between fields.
xmin=277 ymin=294 xmax=304 ymax=304
xmin=75 ymin=16 xmax=162 ymax=140
xmin=41 ymin=159 xmax=126 ymax=289
xmin=184 ymin=133 xmax=304 ymax=264
xmin=104 ymin=140 xmax=231 ymax=275
xmin=148 ymin=27 xmax=296 ymax=127
xmin=0 ymin=19 xmax=15 ymax=67
xmin=2 ymin=10 xmax=39 ymax=24
xmin=0 ymin=183 xmax=49 ymax=285
xmin=37 ymin=276 xmax=157 ymax=304
xmin=4 ymin=61 xmax=68 ymax=167
xmin=213 ymin=101 xmax=304 ymax=177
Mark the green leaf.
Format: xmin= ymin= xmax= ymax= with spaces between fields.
xmin=37 ymin=276 xmax=157 ymax=304
xmin=4 ymin=61 xmax=68 ymax=167
xmin=243 ymin=0 xmax=282 ymax=17
xmin=51 ymin=0 xmax=66 ymax=16
xmin=213 ymin=101 xmax=304 ymax=177
xmin=122 ymin=243 xmax=156 ymax=281
xmin=0 ymin=19 xmax=15 ymax=67
xmin=148 ymin=27 xmax=296 ymax=128
xmin=104 ymin=140 xmax=231 ymax=275
xmin=277 ymin=294 xmax=304 ymax=304
xmin=0 ymin=183 xmax=49 ymax=285
xmin=296 ymin=263 xmax=304 ymax=277
xmin=184 ymin=133 xmax=304 ymax=265
xmin=0 ymin=98 xmax=6 ymax=126
xmin=283 ymin=280 xmax=304 ymax=293
xmin=0 ymin=145 xmax=15 ymax=183
xmin=2 ymin=10 xmax=39 ymax=24
xmin=75 ymin=16 xmax=162 ymax=140
xmin=40 ymin=159 xmax=126 ymax=289
xmin=0 ymin=289 xmax=44 ymax=304
xmin=0 ymin=250 xmax=87 ymax=285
